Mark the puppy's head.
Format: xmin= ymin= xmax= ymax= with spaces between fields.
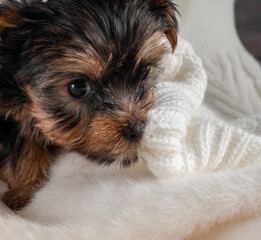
xmin=0 ymin=0 xmax=178 ymax=166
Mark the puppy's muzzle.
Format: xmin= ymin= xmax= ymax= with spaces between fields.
xmin=123 ymin=119 xmax=146 ymax=142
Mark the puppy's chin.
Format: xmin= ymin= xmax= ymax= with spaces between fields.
xmin=86 ymin=148 xmax=139 ymax=168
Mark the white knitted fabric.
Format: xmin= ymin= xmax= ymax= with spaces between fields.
xmin=139 ymin=38 xmax=207 ymax=176
xmin=140 ymin=0 xmax=261 ymax=178
xmin=177 ymin=0 xmax=261 ymax=118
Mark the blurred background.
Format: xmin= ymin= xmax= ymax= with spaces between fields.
xmin=235 ymin=0 xmax=261 ymax=62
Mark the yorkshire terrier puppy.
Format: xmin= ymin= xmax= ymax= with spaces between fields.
xmin=0 ymin=0 xmax=178 ymax=210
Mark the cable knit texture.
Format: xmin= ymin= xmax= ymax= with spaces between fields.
xmin=139 ymin=38 xmax=207 ymax=176
xmin=177 ymin=0 xmax=261 ymax=118
xmin=140 ymin=0 xmax=261 ymax=177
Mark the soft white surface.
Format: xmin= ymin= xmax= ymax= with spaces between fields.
xmin=1 ymin=153 xmax=261 ymax=240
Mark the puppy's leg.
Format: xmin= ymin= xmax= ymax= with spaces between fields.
xmin=2 ymin=185 xmax=43 ymax=211
xmin=0 ymin=143 xmax=54 ymax=210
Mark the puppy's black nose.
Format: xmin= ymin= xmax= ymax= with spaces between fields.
xmin=123 ymin=119 xmax=146 ymax=142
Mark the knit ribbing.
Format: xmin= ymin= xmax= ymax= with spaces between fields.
xmin=139 ymin=35 xmax=261 ymax=177
xmin=203 ymin=51 xmax=261 ymax=118
xmin=176 ymin=0 xmax=243 ymax=57
xmin=139 ymin=37 xmax=208 ymax=177
xmin=177 ymin=0 xmax=261 ymax=118
xmin=139 ymin=0 xmax=261 ymax=177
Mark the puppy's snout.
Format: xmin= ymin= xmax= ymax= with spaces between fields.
xmin=123 ymin=119 xmax=146 ymax=142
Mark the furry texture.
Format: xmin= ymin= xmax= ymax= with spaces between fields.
xmin=0 ymin=153 xmax=261 ymax=240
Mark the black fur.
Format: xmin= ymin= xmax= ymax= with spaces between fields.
xmin=0 ymin=0 xmax=178 ymax=210
xmin=0 ymin=0 xmax=178 ymax=164
xmin=0 ymin=116 xmax=24 ymax=166
xmin=0 ymin=0 xmax=178 ymax=83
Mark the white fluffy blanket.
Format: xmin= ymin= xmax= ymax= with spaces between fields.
xmin=0 ymin=37 xmax=261 ymax=240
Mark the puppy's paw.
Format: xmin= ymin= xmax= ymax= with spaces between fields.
xmin=2 ymin=190 xmax=31 ymax=211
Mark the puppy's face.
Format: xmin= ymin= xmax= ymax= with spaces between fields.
xmin=0 ymin=0 xmax=178 ymax=166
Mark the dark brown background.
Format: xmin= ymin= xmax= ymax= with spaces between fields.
xmin=235 ymin=0 xmax=261 ymax=62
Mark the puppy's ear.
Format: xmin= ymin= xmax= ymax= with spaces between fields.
xmin=149 ymin=0 xmax=179 ymax=52
xmin=162 ymin=0 xmax=178 ymax=52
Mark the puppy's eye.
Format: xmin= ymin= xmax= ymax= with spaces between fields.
xmin=68 ymin=79 xmax=91 ymax=98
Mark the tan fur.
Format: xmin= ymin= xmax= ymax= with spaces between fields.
xmin=47 ymin=48 xmax=103 ymax=81
xmin=0 ymin=140 xmax=53 ymax=210
xmin=0 ymin=3 xmax=20 ymax=32
xmin=137 ymin=33 xmax=167 ymax=66
xmin=26 ymin=84 xmax=153 ymax=160
xmin=158 ymin=0 xmax=178 ymax=51
xmin=76 ymin=90 xmax=154 ymax=161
